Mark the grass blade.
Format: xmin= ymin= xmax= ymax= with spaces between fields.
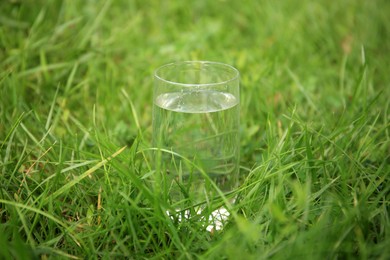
xmin=48 ymin=146 xmax=127 ymax=200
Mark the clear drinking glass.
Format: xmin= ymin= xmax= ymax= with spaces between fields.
xmin=152 ymin=61 xmax=240 ymax=205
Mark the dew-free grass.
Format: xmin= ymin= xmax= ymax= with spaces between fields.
xmin=1 ymin=0 xmax=389 ymax=259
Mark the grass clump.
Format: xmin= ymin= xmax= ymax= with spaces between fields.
xmin=1 ymin=0 xmax=389 ymax=259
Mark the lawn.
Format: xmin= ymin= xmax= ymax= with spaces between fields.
xmin=1 ymin=0 xmax=389 ymax=259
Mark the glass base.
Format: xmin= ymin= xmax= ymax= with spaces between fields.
xmin=166 ymin=206 xmax=231 ymax=232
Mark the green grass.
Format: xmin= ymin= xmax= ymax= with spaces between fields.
xmin=1 ymin=0 xmax=389 ymax=258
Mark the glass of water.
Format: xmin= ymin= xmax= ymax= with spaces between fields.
xmin=153 ymin=61 xmax=240 ymax=205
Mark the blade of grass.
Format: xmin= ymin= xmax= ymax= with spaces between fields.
xmin=48 ymin=145 xmax=127 ymax=200
xmin=0 ymin=199 xmax=83 ymax=248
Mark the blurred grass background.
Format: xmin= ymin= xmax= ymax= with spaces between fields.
xmin=0 ymin=0 xmax=389 ymax=259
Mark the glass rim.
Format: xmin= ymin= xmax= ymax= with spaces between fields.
xmin=154 ymin=60 xmax=239 ymax=87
